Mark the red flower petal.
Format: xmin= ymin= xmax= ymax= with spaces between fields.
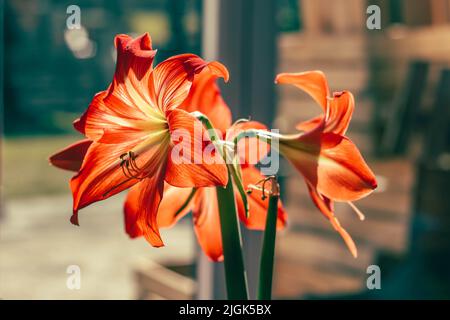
xmin=49 ymin=139 xmax=92 ymax=172
xmin=123 ymin=182 xmax=144 ymax=239
xmin=81 ymin=86 xmax=166 ymax=144
xmin=165 ymin=109 xmax=228 ymax=188
xmin=192 ymin=188 xmax=224 ymax=261
xmin=70 ymin=142 xmax=139 ymax=219
xmin=280 ymin=132 xmax=377 ymax=202
xmin=325 ymin=91 xmax=354 ymax=135
xmin=124 ymin=183 xmax=194 ymax=241
xmin=296 ymin=91 xmax=354 ymax=135
xmin=150 ymin=54 xmax=228 ymax=112
xmin=78 ymin=90 xmax=150 ymax=142
xmin=92 ymin=34 xmax=163 ymax=142
xmin=132 ymin=166 xmax=167 ymax=247
xmin=70 ymin=135 xmax=169 ymax=218
xmin=306 ymin=182 xmax=357 ymax=258
xmin=179 ymin=68 xmax=232 ymax=134
xmin=113 ymin=33 xmax=156 ymax=93
xmin=276 ymin=71 xmax=329 ymax=110
xmin=295 ymin=116 xmax=323 ymax=133
xmin=73 ymin=117 xmax=86 ymax=135
xmin=156 ymin=184 xmax=194 ymax=228
xmin=276 ymin=71 xmax=354 ymax=135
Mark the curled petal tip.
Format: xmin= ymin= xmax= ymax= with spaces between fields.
xmin=139 ymin=32 xmax=152 ymax=50
xmin=364 ymin=175 xmax=378 ymax=193
xmin=371 ymin=179 xmax=378 ymax=190
xmin=115 ymin=33 xmax=156 ymax=59
xmin=114 ymin=34 xmax=131 ymax=48
xmin=70 ymin=213 xmax=79 ymax=226
xmin=331 ymin=217 xmax=358 ymax=258
xmin=127 ymin=233 xmax=140 ymax=239
xmin=274 ymin=74 xmax=282 ymax=84
xmin=49 ymin=139 xmax=92 ymax=172
xmin=48 ymin=155 xmax=60 ymax=168
xmin=222 ymin=172 xmax=230 ymax=186
xmin=143 ymin=230 xmax=165 ymax=248
xmin=217 ymin=176 xmax=229 ymax=188
xmin=207 ymin=61 xmax=229 ymax=82
xmin=274 ymin=72 xmax=291 ymax=84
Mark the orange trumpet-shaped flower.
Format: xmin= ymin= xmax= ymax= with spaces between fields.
xmin=274 ymin=71 xmax=377 ymax=257
xmin=50 ymin=33 xmax=229 ymax=248
xmin=50 ymin=43 xmax=286 ymax=261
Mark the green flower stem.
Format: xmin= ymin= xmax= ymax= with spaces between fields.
xmin=233 ymin=129 xmax=273 ymax=149
xmin=193 ymin=111 xmax=249 ymax=300
xmin=192 ymin=111 xmax=221 ymax=146
xmin=227 ymin=161 xmax=249 ymax=217
xmin=257 ymin=177 xmax=280 ymax=300
xmin=195 ymin=111 xmax=249 ymax=216
xmin=216 ymin=173 xmax=249 ymax=300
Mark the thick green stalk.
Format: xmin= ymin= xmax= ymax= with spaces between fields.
xmin=193 ymin=111 xmax=249 ymax=299
xmin=257 ymin=179 xmax=279 ymax=300
xmin=216 ymin=172 xmax=249 ymax=300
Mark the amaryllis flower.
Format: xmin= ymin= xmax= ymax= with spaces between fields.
xmin=273 ymin=71 xmax=377 ymax=257
xmin=50 ymin=34 xmax=286 ymax=260
xmin=50 ymin=33 xmax=230 ymax=247
xmin=124 ymin=70 xmax=287 ymax=261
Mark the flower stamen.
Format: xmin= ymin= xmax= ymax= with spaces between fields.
xmin=120 ymin=151 xmax=145 ymax=180
xmin=246 ymin=175 xmax=280 ymax=200
xmin=348 ymin=201 xmax=365 ymax=221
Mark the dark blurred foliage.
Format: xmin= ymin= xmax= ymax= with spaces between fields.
xmin=3 ymin=0 xmax=200 ymax=135
xmin=276 ymin=0 xmax=301 ymax=32
xmin=3 ymin=0 xmax=299 ymax=136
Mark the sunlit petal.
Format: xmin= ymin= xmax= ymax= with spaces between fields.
xmin=133 ymin=166 xmax=168 ymax=247
xmin=179 ymin=68 xmax=232 ymax=134
xmin=150 ymin=54 xmax=228 ymax=112
xmin=307 ymin=183 xmax=357 ymax=258
xmin=165 ymin=109 xmax=228 ymax=188
xmin=70 ymin=134 xmax=170 ymax=220
xmin=276 ymin=71 xmax=329 ymax=110
xmin=280 ymin=132 xmax=377 ymax=202
xmin=192 ymin=188 xmax=224 ymax=261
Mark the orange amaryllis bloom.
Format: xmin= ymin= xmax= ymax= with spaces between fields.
xmin=49 ymin=44 xmax=286 ymax=261
xmin=50 ymin=33 xmax=229 ymax=248
xmin=274 ymin=71 xmax=377 ymax=257
xmin=124 ymin=70 xmax=287 ymax=261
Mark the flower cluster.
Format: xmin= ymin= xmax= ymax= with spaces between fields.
xmin=50 ymin=33 xmax=376 ymax=260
